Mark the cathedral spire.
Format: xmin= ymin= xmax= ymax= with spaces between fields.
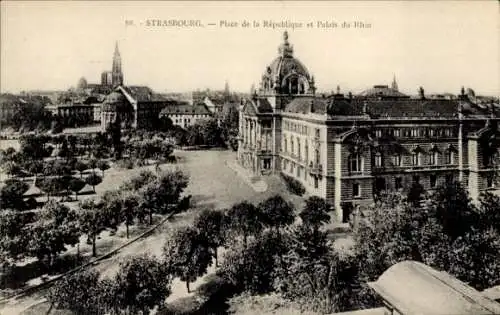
xmin=391 ymin=74 xmax=398 ymax=92
xmin=112 ymin=41 xmax=123 ymax=87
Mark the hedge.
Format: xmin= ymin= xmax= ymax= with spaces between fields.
xmin=280 ymin=172 xmax=306 ymax=196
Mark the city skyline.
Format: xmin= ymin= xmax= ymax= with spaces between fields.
xmin=1 ymin=1 xmax=499 ymax=96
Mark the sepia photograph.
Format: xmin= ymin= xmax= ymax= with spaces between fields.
xmin=0 ymin=1 xmax=499 ymax=314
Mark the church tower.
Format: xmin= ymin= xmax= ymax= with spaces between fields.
xmin=391 ymin=74 xmax=399 ymax=92
xmin=112 ymin=41 xmax=124 ymax=87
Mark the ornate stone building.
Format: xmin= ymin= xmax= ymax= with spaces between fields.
xmin=238 ymin=31 xmax=500 ymax=223
xmin=101 ymin=86 xmax=180 ymax=131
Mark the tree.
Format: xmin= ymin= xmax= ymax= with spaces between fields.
xmin=448 ymin=227 xmax=500 ymax=291
xmin=26 ymin=219 xmax=80 ymax=267
xmin=0 ymin=210 xmax=31 ymax=263
xmin=101 ymin=190 xmax=123 ymax=232
xmin=431 ymin=182 xmax=478 ymax=240
xmin=274 ymin=250 xmax=359 ymax=314
xmin=219 ymin=230 xmax=288 ymax=294
xmin=120 ymin=170 xmax=157 ymax=191
xmin=299 ymin=196 xmax=331 ymax=232
xmin=69 ymin=177 xmax=86 ymax=200
xmin=78 ymin=199 xmax=106 ymax=257
xmin=111 ymin=254 xmax=171 ymax=314
xmin=52 ymin=159 xmax=72 ymax=178
xmin=407 ymin=181 xmax=424 ymax=206
xmin=121 ymin=193 xmax=139 ymax=239
xmin=97 ymin=160 xmax=110 ymax=177
xmin=138 ymin=169 xmax=189 ymax=224
xmin=258 ymin=194 xmax=295 ymax=237
xmin=86 ymin=172 xmax=103 ymax=193
xmin=75 ymin=160 xmax=88 ymax=178
xmin=163 ymin=226 xmax=212 ymax=293
xmin=477 ymin=192 xmax=500 ymax=233
xmin=225 ymin=201 xmax=263 ymax=247
xmin=353 ymin=190 xmax=500 ymax=294
xmin=353 ymin=193 xmax=450 ymax=282
xmin=47 ymin=269 xmax=105 ymax=315
xmin=0 ymin=179 xmax=29 ymax=210
xmin=194 ymin=208 xmax=225 ymax=266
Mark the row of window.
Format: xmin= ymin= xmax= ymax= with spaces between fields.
xmin=175 ymin=118 xmax=191 ymax=125
xmin=283 ymin=121 xmax=320 ymax=138
xmin=374 ymin=127 xmax=455 ymax=138
xmin=283 ymin=135 xmax=321 ymax=165
xmin=349 ymin=150 xmax=456 ymax=171
xmin=282 ymin=159 xmax=320 ymax=189
xmin=352 ymin=173 xmax=458 ymax=199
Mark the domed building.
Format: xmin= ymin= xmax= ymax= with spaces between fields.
xmin=259 ymin=31 xmax=315 ymax=99
xmin=77 ymin=77 xmax=88 ymax=90
xmin=238 ymin=31 xmax=500 ymax=224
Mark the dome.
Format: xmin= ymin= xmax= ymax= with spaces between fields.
xmin=267 ymin=55 xmax=311 ymax=81
xmin=259 ymin=32 xmax=315 ymax=95
xmin=77 ymin=77 xmax=88 ymax=90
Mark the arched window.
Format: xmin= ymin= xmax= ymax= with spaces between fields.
xmin=315 ymin=149 xmax=320 ymax=166
xmin=291 ymin=137 xmax=294 ymax=155
xmin=284 ymin=136 xmax=288 ymax=153
xmin=349 ymin=154 xmax=362 ymax=172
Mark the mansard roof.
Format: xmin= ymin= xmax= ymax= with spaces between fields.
xmin=283 ymin=95 xmax=495 ymax=118
xmin=359 ymin=85 xmax=409 ymax=98
xmin=284 ymin=96 xmax=329 ymax=114
xmin=242 ymin=98 xmax=273 ymax=116
xmin=160 ymin=104 xmax=212 ymax=116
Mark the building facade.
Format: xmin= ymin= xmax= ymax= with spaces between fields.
xmin=238 ymin=31 xmax=500 ymax=223
xmin=159 ymin=103 xmax=213 ymax=129
xmin=100 ymin=86 xmax=181 ymax=130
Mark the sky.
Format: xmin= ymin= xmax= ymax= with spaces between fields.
xmin=1 ymin=1 xmax=499 ymax=96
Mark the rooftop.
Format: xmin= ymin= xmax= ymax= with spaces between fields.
xmin=368 ymin=260 xmax=500 ymax=315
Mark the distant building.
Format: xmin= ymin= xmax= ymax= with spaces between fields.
xmin=159 ymin=103 xmax=213 ymax=129
xmin=238 ymin=31 xmax=500 ymax=223
xmin=101 ymin=85 xmax=182 ymax=130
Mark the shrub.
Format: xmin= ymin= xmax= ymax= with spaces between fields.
xmin=280 ymin=173 xmax=305 ymax=196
